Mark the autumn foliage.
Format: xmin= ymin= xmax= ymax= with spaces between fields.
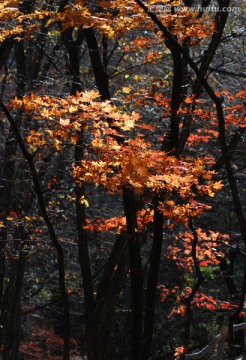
xmin=0 ymin=0 xmax=246 ymax=359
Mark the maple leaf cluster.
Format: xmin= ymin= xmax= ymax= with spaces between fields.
xmin=9 ymin=91 xmax=138 ymax=150
xmin=0 ymin=0 xmax=214 ymax=44
xmin=84 ymin=208 xmax=154 ymax=234
xmin=10 ymin=90 xmax=224 ymax=230
xmin=167 ymin=229 xmax=228 ymax=270
xmin=162 ymin=286 xmax=242 ymax=319
xmin=0 ymin=1 xmax=53 ymax=41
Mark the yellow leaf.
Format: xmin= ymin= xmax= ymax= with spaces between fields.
xmin=213 ymin=181 xmax=223 ymax=191
xmin=79 ymin=196 xmax=89 ymax=207
xmin=59 ymin=118 xmax=70 ymax=126
xmin=108 ymin=29 xmax=115 ymax=38
xmin=71 ymin=133 xmax=79 ymax=144
xmin=68 ymin=105 xmax=78 ymax=113
xmin=122 ymin=87 xmax=131 ymax=94
xmin=207 ymin=188 xmax=215 ymax=197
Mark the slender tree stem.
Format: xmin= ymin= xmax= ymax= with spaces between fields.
xmin=0 ymin=101 xmax=70 ymax=360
